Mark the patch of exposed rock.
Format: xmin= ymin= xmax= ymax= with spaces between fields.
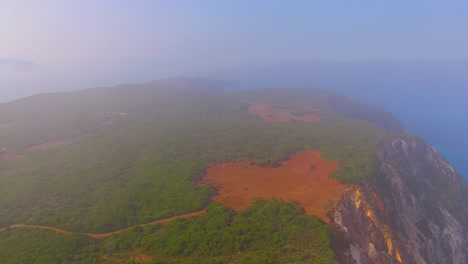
xmin=329 ymin=136 xmax=468 ymax=264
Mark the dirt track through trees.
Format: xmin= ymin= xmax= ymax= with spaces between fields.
xmin=248 ymin=103 xmax=321 ymax=122
xmin=1 ymin=210 xmax=206 ymax=239
xmin=26 ymin=141 xmax=70 ymax=152
xmin=202 ymin=151 xmax=351 ymax=222
xmin=1 ymin=151 xmax=350 ymax=238
xmin=0 ymin=153 xmax=23 ymax=161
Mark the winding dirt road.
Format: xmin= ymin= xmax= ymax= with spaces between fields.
xmin=1 ymin=150 xmax=349 ymax=238
xmin=248 ymin=103 xmax=321 ymax=123
xmin=1 ymin=210 xmax=206 ymax=239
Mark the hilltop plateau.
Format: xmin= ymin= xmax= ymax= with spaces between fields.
xmin=0 ymin=78 xmax=466 ymax=264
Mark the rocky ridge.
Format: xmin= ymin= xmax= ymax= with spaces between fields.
xmin=329 ymin=136 xmax=468 ymax=264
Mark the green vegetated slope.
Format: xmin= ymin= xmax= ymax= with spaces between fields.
xmin=0 ymin=78 xmax=400 ymax=262
xmin=0 ymin=228 xmax=97 ymax=263
xmin=0 ymin=201 xmax=337 ymax=264
xmin=101 ymin=201 xmax=337 ymax=264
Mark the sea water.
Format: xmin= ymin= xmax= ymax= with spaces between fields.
xmin=339 ymin=85 xmax=468 ymax=180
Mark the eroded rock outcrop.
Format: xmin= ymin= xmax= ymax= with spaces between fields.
xmin=329 ymin=136 xmax=468 ymax=264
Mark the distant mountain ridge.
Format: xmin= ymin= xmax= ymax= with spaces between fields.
xmin=0 ymin=58 xmax=42 ymax=70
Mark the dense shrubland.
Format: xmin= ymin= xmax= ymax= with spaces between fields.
xmin=0 ymin=228 xmax=97 ymax=263
xmin=0 ymin=81 xmax=399 ymax=262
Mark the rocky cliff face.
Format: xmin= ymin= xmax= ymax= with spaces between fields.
xmin=329 ymin=136 xmax=468 ymax=264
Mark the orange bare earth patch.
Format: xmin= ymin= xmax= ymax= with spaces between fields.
xmin=26 ymin=141 xmax=70 ymax=152
xmin=202 ymin=151 xmax=351 ymax=222
xmin=248 ymin=103 xmax=320 ymax=122
xmin=0 ymin=153 xmax=23 ymax=161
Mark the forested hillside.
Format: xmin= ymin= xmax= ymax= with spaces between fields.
xmin=0 ymin=78 xmax=401 ymax=263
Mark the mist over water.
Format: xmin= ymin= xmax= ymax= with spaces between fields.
xmin=0 ymin=58 xmax=206 ymax=103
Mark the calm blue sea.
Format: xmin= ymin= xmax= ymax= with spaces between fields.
xmin=403 ymin=116 xmax=468 ymax=180
xmin=337 ymin=87 xmax=468 ymax=180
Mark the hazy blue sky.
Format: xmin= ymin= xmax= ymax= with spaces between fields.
xmin=2 ymin=0 xmax=468 ymax=71
xmin=1 ymin=1 xmax=468 ymax=177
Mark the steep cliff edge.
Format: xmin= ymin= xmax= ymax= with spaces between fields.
xmin=329 ymin=135 xmax=468 ymax=264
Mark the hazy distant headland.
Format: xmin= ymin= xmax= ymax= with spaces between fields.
xmin=0 ymin=58 xmax=42 ymax=70
xmin=0 ymin=58 xmax=44 ymax=102
xmin=211 ymin=59 xmax=468 ymax=178
xmin=1 ymin=59 xmax=467 ymax=178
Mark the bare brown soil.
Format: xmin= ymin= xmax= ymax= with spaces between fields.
xmin=1 ymin=210 xmax=206 ymax=239
xmin=26 ymin=141 xmax=70 ymax=152
xmin=0 ymin=153 xmax=23 ymax=161
xmin=248 ymin=103 xmax=320 ymax=122
xmin=202 ymin=151 xmax=351 ymax=222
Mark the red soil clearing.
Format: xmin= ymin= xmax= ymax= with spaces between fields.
xmin=26 ymin=141 xmax=70 ymax=152
xmin=202 ymin=151 xmax=351 ymax=222
xmin=248 ymin=103 xmax=320 ymax=123
xmin=0 ymin=153 xmax=23 ymax=161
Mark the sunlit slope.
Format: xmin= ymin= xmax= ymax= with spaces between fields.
xmin=0 ymin=78 xmax=398 ymax=233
